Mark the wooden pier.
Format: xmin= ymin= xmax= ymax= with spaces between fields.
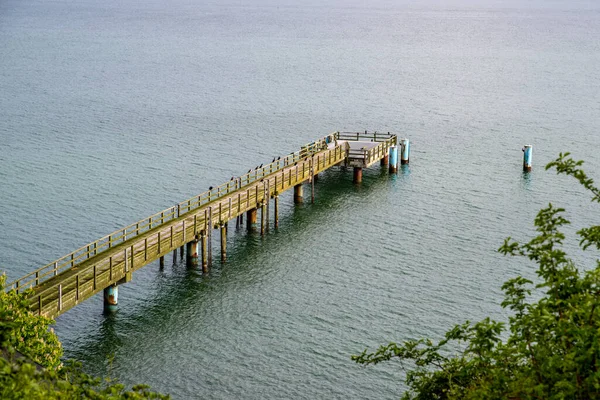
xmin=4 ymin=131 xmax=408 ymax=318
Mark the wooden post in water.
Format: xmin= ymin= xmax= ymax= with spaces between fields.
xmin=173 ymin=250 xmax=177 ymax=264
xmin=400 ymin=138 xmax=410 ymax=165
xmin=294 ymin=184 xmax=303 ymax=204
xmin=103 ymin=285 xmax=118 ymax=313
xmin=260 ymin=203 xmax=266 ymax=236
xmin=220 ymin=225 xmax=227 ymax=263
xmin=201 ymin=230 xmax=208 ymax=273
xmin=523 ymin=145 xmax=532 ymax=172
xmin=389 ymin=145 xmax=398 ymax=174
xmin=274 ymin=195 xmax=279 ymax=228
xmin=160 ymin=256 xmax=165 ymax=269
xmin=353 ymin=167 xmax=363 ymax=184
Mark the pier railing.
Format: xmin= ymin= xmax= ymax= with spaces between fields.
xmin=4 ymin=132 xmax=339 ymax=294
xmin=24 ymin=142 xmax=350 ymax=317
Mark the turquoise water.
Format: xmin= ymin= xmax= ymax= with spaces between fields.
xmin=1 ymin=0 xmax=600 ymax=398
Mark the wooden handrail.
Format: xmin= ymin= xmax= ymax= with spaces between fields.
xmin=4 ymin=133 xmax=339 ymax=293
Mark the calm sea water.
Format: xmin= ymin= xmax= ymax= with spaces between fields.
xmin=1 ymin=0 xmax=600 ymax=398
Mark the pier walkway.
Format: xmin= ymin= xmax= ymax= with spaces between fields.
xmin=4 ymin=131 xmax=409 ymax=319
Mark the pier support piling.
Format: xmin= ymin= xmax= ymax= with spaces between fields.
xmin=186 ymin=239 xmax=199 ymax=268
xmin=353 ymin=167 xmax=363 ymax=184
xmin=201 ymin=231 xmax=208 ymax=273
xmin=220 ymin=225 xmax=227 ymax=263
xmin=247 ymin=208 xmax=257 ymax=232
xmin=389 ymin=145 xmax=398 ymax=174
xmin=180 ymin=246 xmax=184 ymax=259
xmin=294 ymin=184 xmax=303 ymax=204
xmin=523 ymin=145 xmax=532 ymax=172
xmin=380 ymin=154 xmax=389 ymax=167
xmin=274 ymin=195 xmax=279 ymax=228
xmin=173 ymin=250 xmax=177 ymax=264
xmin=159 ymin=256 xmax=165 ymax=269
xmin=103 ymin=285 xmax=118 ymax=313
xmin=260 ymin=203 xmax=266 ymax=236
xmin=400 ymin=138 xmax=410 ymax=165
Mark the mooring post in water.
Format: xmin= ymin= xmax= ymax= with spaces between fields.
xmin=400 ymin=138 xmax=410 ymax=165
xmin=353 ymin=167 xmax=363 ymax=183
xmin=201 ymin=230 xmax=208 ymax=272
xmin=103 ymin=285 xmax=118 ymax=313
xmin=523 ymin=145 xmax=532 ymax=172
xmin=220 ymin=224 xmax=227 ymax=262
xmin=247 ymin=208 xmax=257 ymax=232
xmin=186 ymin=238 xmax=199 ymax=268
xmin=294 ymin=184 xmax=303 ymax=204
xmin=388 ymin=145 xmax=398 ymax=174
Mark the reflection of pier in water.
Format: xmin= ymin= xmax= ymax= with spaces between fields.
xmin=5 ymin=131 xmax=410 ymax=319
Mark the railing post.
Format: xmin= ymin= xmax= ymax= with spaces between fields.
xmin=35 ymin=271 xmax=39 ymax=286
xmin=38 ymin=295 xmax=42 ymax=316
xmin=109 ymin=256 xmax=113 ymax=280
xmin=93 ymin=265 xmax=97 ymax=290
xmin=54 ymin=262 xmax=58 ymax=276
xmin=177 ymin=204 xmax=181 ymax=218
xmin=76 ymin=275 xmax=79 ymax=301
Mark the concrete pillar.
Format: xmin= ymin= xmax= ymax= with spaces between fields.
xmin=400 ymin=138 xmax=410 ymax=165
xmin=201 ymin=231 xmax=208 ymax=273
xmin=353 ymin=167 xmax=363 ymax=184
xmin=103 ymin=285 xmax=118 ymax=313
xmin=220 ymin=225 xmax=227 ymax=263
xmin=247 ymin=208 xmax=257 ymax=232
xmin=380 ymin=154 xmax=389 ymax=167
xmin=389 ymin=145 xmax=398 ymax=174
xmin=294 ymin=184 xmax=303 ymax=204
xmin=523 ymin=145 xmax=532 ymax=172
xmin=186 ymin=239 xmax=199 ymax=268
